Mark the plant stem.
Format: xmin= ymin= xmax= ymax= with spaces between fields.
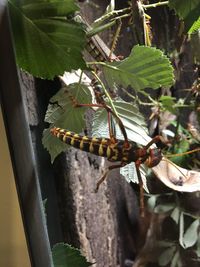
xmin=120 ymin=87 xmax=154 ymax=106
xmin=142 ymin=1 xmax=169 ymax=9
xmin=109 ymin=19 xmax=122 ymax=58
xmin=88 ymin=61 xmax=117 ymax=69
xmin=87 ymin=21 xmax=116 ymax=38
xmin=93 ymin=7 xmax=131 ymax=26
xmin=91 ymin=71 xmax=119 ymax=116
xmin=140 ymin=90 xmax=159 ymax=106
xmin=76 ymin=70 xmax=84 ymax=97
xmin=78 ymin=70 xmax=83 ymax=84
xmin=167 ymin=148 xmax=200 ymax=158
xmin=110 ymin=12 xmax=132 ymax=22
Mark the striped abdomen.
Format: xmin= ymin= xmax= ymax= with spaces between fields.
xmin=50 ymin=127 xmax=139 ymax=163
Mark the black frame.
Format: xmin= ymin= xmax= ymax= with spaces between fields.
xmin=0 ymin=2 xmax=53 ymax=266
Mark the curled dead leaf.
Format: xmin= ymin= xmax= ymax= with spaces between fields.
xmin=152 ymin=157 xmax=200 ymax=192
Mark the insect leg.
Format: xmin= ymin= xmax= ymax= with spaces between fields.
xmin=107 ymin=109 xmax=117 ymax=143
xmin=144 ymin=135 xmax=164 ymax=149
xmin=75 ymin=102 xmax=129 ymax=145
xmin=95 ymin=163 xmax=125 ymax=192
xmin=135 ymin=160 xmax=145 ymax=218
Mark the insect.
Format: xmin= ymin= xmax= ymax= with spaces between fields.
xmin=50 ymin=126 xmax=163 ymax=215
xmin=49 ymin=77 xmax=163 ymax=217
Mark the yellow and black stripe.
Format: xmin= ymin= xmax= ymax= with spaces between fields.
xmin=50 ymin=127 xmax=139 ymax=163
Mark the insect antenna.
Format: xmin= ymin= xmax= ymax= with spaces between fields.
xmin=166 ymin=148 xmax=200 ymax=158
xmin=135 ymin=163 xmax=145 ymax=217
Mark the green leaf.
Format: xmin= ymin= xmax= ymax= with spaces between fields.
xmin=43 ymin=83 xmax=92 ymax=161
xmin=179 ymin=212 xmax=184 ymax=248
xmin=170 ymin=207 xmax=180 ymax=224
xmin=52 ymin=243 xmax=92 ymax=267
xmin=169 ymin=0 xmax=200 ymax=33
xmin=42 ymin=199 xmax=48 ymax=219
xmin=8 ymin=0 xmax=87 ymax=79
xmin=42 ymin=127 xmax=67 ymax=163
xmin=106 ymin=0 xmax=115 ymax=13
xmin=170 ymin=139 xmax=190 ymax=167
xmin=158 ymin=246 xmax=176 ymax=266
xmin=45 ymin=83 xmax=92 ymax=129
xmin=188 ymin=17 xmax=200 ymax=33
xmin=182 ymin=219 xmax=199 ymax=248
xmin=158 ymin=240 xmax=176 ymax=248
xmin=119 ymin=162 xmax=138 ymax=183
xmin=102 ymin=45 xmax=174 ymax=91
xmin=154 ymin=204 xmax=175 ymax=213
xmin=170 ymin=251 xmax=181 ymax=267
xmin=147 ymin=195 xmax=157 ymax=211
xmin=195 ymin=235 xmax=200 ymax=257
xmin=92 ymin=100 xmax=150 ymax=146
xmin=120 ymin=163 xmax=149 ymax=192
xmin=159 ymin=96 xmax=177 ymax=114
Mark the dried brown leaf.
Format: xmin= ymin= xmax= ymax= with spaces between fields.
xmin=152 ymin=157 xmax=200 ymax=192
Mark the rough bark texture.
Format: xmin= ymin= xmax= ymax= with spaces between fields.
xmin=59 ymin=149 xmax=139 ymax=266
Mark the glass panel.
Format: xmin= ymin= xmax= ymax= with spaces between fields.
xmin=0 ymin=109 xmax=31 ymax=267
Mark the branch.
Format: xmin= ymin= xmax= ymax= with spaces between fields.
xmin=142 ymin=1 xmax=169 ymax=9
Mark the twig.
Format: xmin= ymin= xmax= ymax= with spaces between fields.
xmin=142 ymin=1 xmax=169 ymax=9
xmin=91 ymin=71 xmax=118 ymax=117
xmin=93 ymin=7 xmax=131 ymax=26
